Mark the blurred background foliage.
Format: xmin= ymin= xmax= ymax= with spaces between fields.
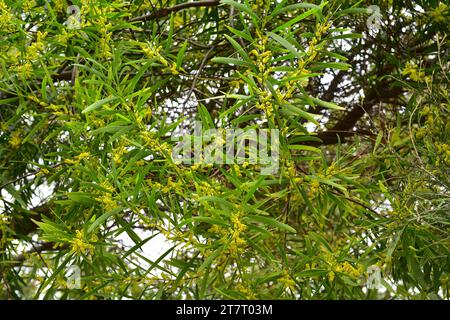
xmin=0 ymin=0 xmax=448 ymax=299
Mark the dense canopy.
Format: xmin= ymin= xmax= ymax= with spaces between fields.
xmin=0 ymin=0 xmax=449 ymax=299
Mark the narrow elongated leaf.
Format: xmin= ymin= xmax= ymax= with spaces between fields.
xmin=245 ymin=215 xmax=296 ymax=233
xmin=82 ymin=96 xmax=119 ymax=114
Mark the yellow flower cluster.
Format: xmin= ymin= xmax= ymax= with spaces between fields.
xmin=283 ymin=22 xmax=330 ymax=99
xmin=0 ymin=1 xmax=14 ymax=32
xmin=65 ymin=152 xmax=90 ymax=165
xmin=16 ymin=63 xmax=33 ymax=78
xmin=0 ymin=0 xmax=8 ymax=11
xmin=53 ymin=0 xmax=65 ymax=13
xmin=402 ymin=61 xmax=428 ymax=82
xmin=335 ymin=261 xmax=362 ymax=278
xmin=194 ymin=180 xmax=217 ymax=196
xmin=99 ymin=180 xmax=115 ymax=193
xmin=250 ymin=49 xmax=272 ymax=74
xmin=323 ymin=252 xmax=363 ymax=281
xmin=22 ymin=0 xmax=36 ymax=12
xmin=283 ymin=160 xmax=297 ymax=178
xmin=307 ymin=22 xmax=331 ymax=60
xmin=112 ymin=144 xmax=128 ymax=165
xmin=228 ymin=212 xmax=247 ymax=255
xmin=55 ymin=30 xmax=73 ymax=47
xmin=435 ymin=142 xmax=450 ymax=165
xmin=208 ymin=211 xmax=248 ymax=257
xmin=5 ymin=47 xmax=20 ymax=65
xmin=36 ymin=168 xmax=50 ymax=176
xmin=70 ymin=230 xmax=95 ymax=256
xmin=235 ymin=283 xmax=256 ymax=299
xmin=278 ymin=270 xmax=296 ymax=291
xmin=141 ymin=43 xmax=162 ymax=60
xmin=324 ymin=163 xmax=338 ymax=178
xmin=308 ymin=179 xmax=321 ymax=198
xmin=0 ymin=214 xmax=10 ymax=247
xmin=140 ymin=131 xmax=171 ymax=155
xmin=95 ymin=17 xmax=113 ymax=59
xmin=255 ymin=89 xmax=274 ymax=118
xmin=229 ymin=78 xmax=243 ymax=90
xmin=26 ymin=31 xmax=47 ymax=61
xmin=9 ymin=131 xmax=22 ymax=149
xmin=418 ymin=105 xmax=445 ymax=136
xmin=161 ymin=177 xmax=183 ymax=194
xmin=96 ymin=195 xmax=118 ymax=211
xmin=46 ymin=104 xmax=70 ymax=116
xmin=251 ymin=0 xmax=270 ymax=13
xmin=140 ymin=43 xmax=179 ymax=75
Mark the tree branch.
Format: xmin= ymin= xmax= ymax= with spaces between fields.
xmin=313 ymin=81 xmax=404 ymax=145
xmin=130 ymin=0 xmax=221 ymax=22
xmin=9 ymin=242 xmax=66 ymax=265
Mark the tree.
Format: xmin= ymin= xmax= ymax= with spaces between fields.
xmin=0 ymin=0 xmax=448 ymax=300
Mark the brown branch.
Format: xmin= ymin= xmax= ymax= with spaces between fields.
xmin=315 ymin=129 xmax=376 ymax=145
xmin=312 ymin=80 xmax=404 ymax=145
xmin=130 ymin=0 xmax=221 ymax=22
xmin=183 ymin=45 xmax=216 ymax=106
xmin=9 ymin=242 xmax=66 ymax=265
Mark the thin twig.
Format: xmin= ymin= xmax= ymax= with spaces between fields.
xmin=130 ymin=0 xmax=221 ymax=22
xmin=183 ymin=45 xmax=215 ymax=107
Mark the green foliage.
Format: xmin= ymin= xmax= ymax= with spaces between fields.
xmin=0 ymin=0 xmax=449 ymax=300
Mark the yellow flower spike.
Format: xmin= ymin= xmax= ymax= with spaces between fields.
xmin=22 ymin=0 xmax=36 ymax=12
xmin=9 ymin=131 xmax=22 ymax=149
xmin=278 ymin=270 xmax=296 ymax=291
xmin=53 ymin=0 xmax=64 ymax=13
xmin=429 ymin=3 xmax=448 ymax=23
xmin=65 ymin=151 xmax=90 ymax=165
xmin=36 ymin=168 xmax=50 ymax=176
xmin=293 ymin=177 xmax=303 ymax=184
xmin=17 ymin=63 xmax=33 ymax=78
xmin=96 ymin=195 xmax=118 ymax=211
xmin=0 ymin=0 xmax=8 ymax=11
xmin=328 ymin=271 xmax=335 ymax=282
xmin=70 ymin=230 xmax=95 ymax=256
xmin=402 ymin=61 xmax=426 ymax=82
xmin=169 ymin=63 xmax=179 ymax=75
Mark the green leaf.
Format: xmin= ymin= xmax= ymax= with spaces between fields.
xmin=245 ymin=215 xmax=296 ymax=233
xmin=176 ymin=41 xmax=188 ymax=69
xmin=267 ymin=32 xmax=302 ymax=59
xmin=272 ymin=7 xmax=319 ymax=32
xmin=310 ymin=62 xmax=352 ymax=71
xmin=221 ymin=0 xmax=258 ymax=22
xmin=310 ymin=97 xmax=345 ymax=110
xmin=329 ymin=33 xmax=363 ymax=40
xmin=226 ymin=26 xmax=254 ymax=42
xmin=224 ymin=34 xmax=252 ymax=63
xmin=82 ymin=96 xmax=119 ymax=114
xmin=270 ymin=3 xmax=321 ymax=18
xmin=198 ymin=246 xmax=224 ymax=272
xmin=180 ymin=216 xmax=229 ymax=228
xmin=210 ymin=57 xmax=254 ymax=68
xmin=297 ymin=269 xmax=329 ymax=277
xmin=288 ymin=145 xmax=321 ymax=153
xmin=281 ymin=103 xmax=320 ymax=125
